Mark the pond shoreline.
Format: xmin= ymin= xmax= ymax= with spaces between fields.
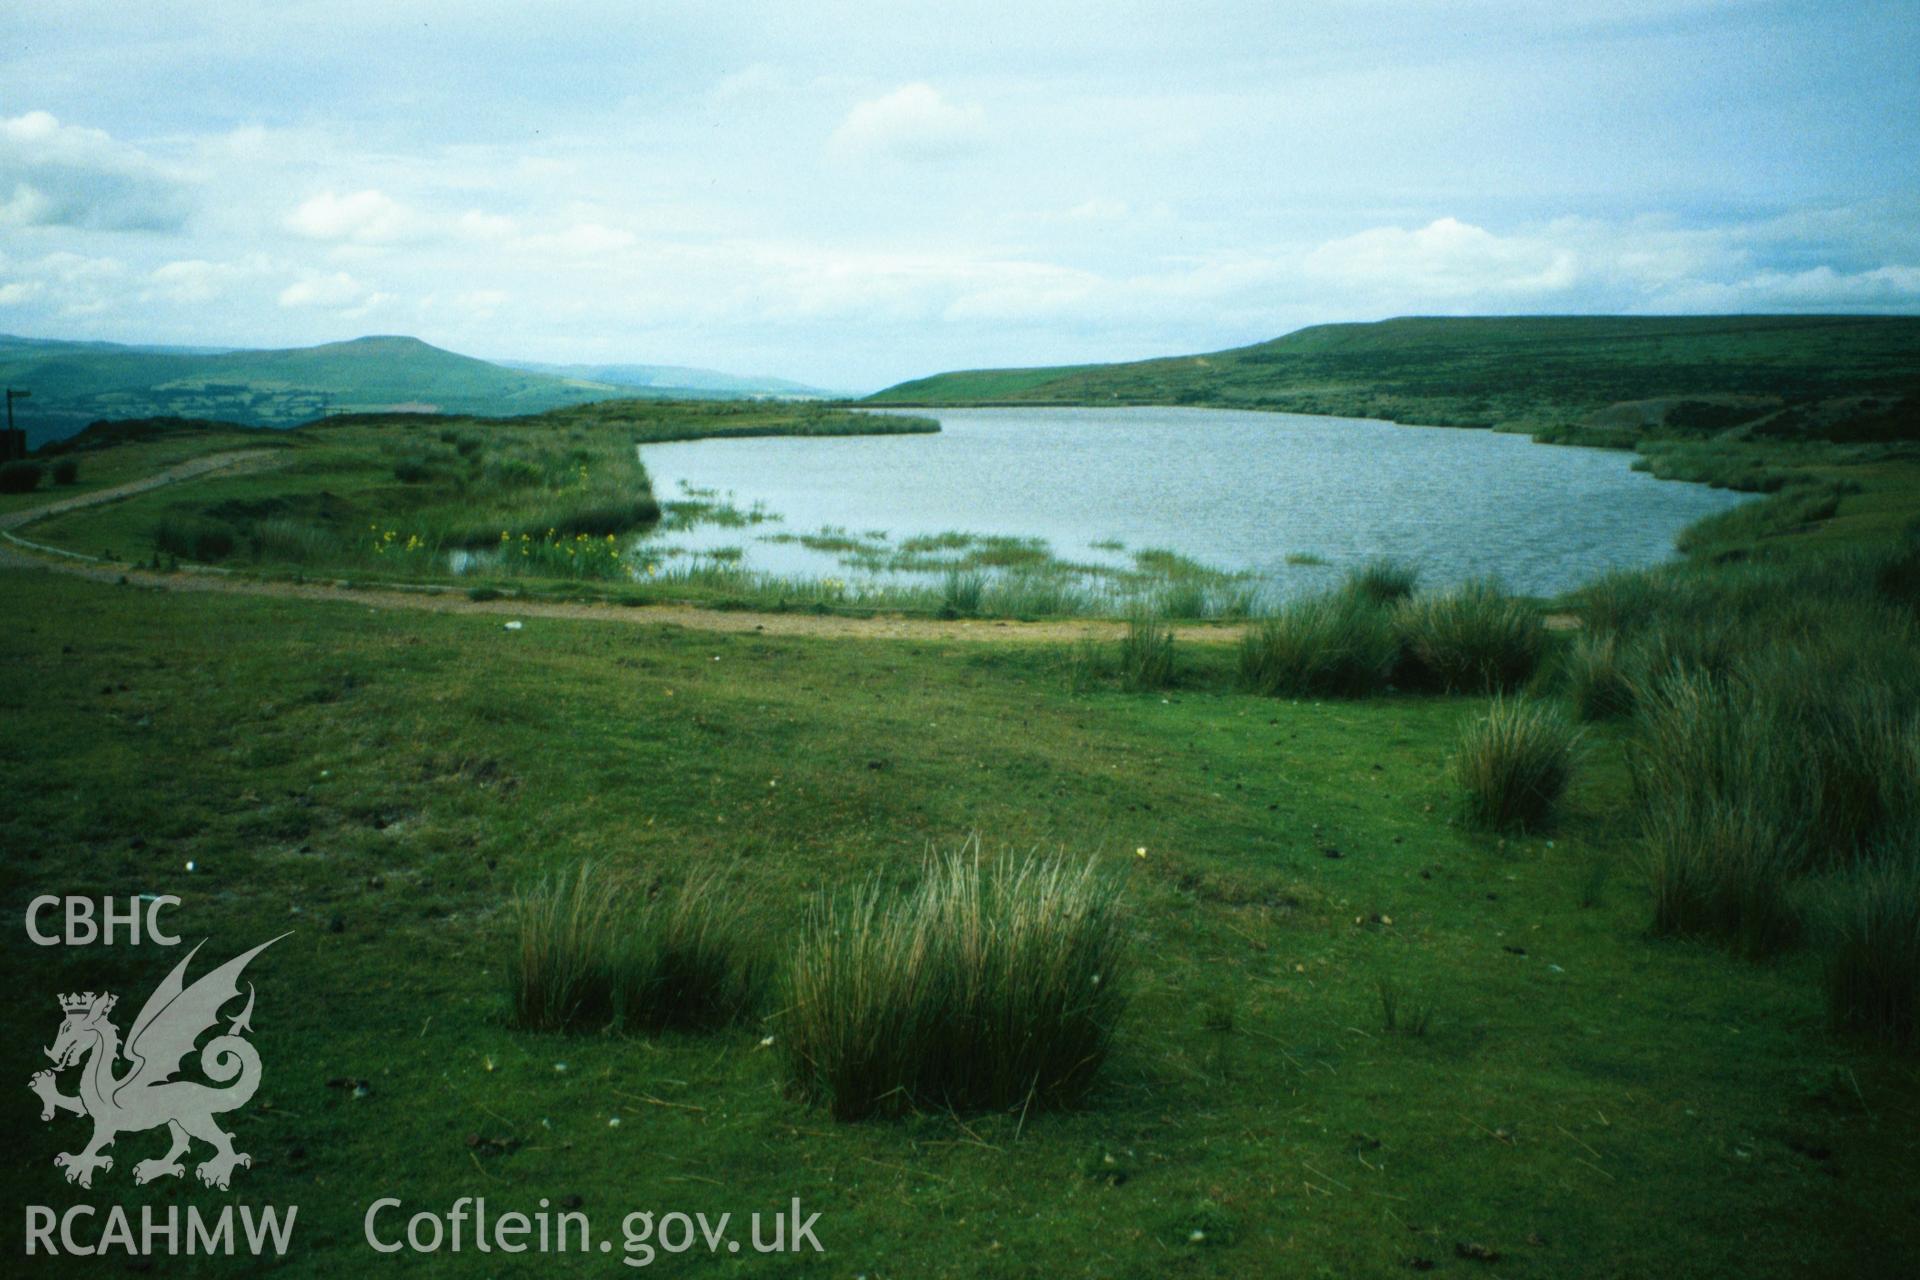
xmin=632 ymin=404 xmax=1753 ymax=607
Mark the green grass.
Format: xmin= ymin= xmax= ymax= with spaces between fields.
xmin=509 ymin=861 xmax=636 ymax=1032
xmin=510 ymin=862 xmax=763 ymax=1035
xmin=1632 ymin=669 xmax=1809 ymax=957
xmin=1376 ymin=977 xmax=1435 ymax=1037
xmin=1118 ymin=609 xmax=1176 ymax=690
xmin=20 ymin=401 xmax=933 ymax=588
xmin=1824 ymin=846 xmax=1920 ymax=1048
xmin=1237 ymin=590 xmax=1398 ymax=698
xmin=1561 ymin=631 xmax=1635 ymax=720
xmin=1453 ymin=695 xmax=1581 ymax=833
xmin=941 ymin=567 xmax=985 ymax=616
xmin=1344 ymin=556 xmax=1419 ymax=605
xmin=779 ymin=847 xmax=1128 ymax=1120
xmin=1394 ymin=578 xmax=1547 ymax=694
xmin=4 ymin=563 xmax=1918 ymax=1277
xmin=9 ymin=361 xmax=1920 ymax=1275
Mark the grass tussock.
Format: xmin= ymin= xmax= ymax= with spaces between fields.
xmin=1237 ymin=592 xmax=1397 ymax=698
xmin=1644 ymin=788 xmax=1805 ymax=959
xmin=1376 ymin=978 xmax=1433 ymax=1037
xmin=1454 ymin=695 xmax=1580 ymax=833
xmin=1059 ymin=637 xmax=1105 ymax=695
xmin=780 ymin=847 xmax=1128 ymax=1121
xmin=509 ymin=862 xmax=763 ymax=1035
xmin=1824 ymin=844 xmax=1920 ymax=1048
xmin=941 ymin=568 xmax=985 ymax=617
xmin=1344 ymin=557 xmax=1419 ymax=605
xmin=1395 ymin=578 xmax=1546 ymax=693
xmin=1631 ymin=670 xmax=1807 ymax=956
xmin=1119 ymin=610 xmax=1175 ymax=691
xmin=1563 ymin=631 xmax=1635 ymax=720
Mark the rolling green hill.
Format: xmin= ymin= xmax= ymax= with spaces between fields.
xmin=869 ymin=315 xmax=1920 ymax=443
xmin=0 ymin=334 xmax=629 ymax=446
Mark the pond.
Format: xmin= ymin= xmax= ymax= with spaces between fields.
xmin=632 ymin=406 xmax=1751 ymax=602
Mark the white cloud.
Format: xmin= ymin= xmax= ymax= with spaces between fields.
xmin=0 ymin=249 xmax=129 ymax=320
xmin=1063 ymin=198 xmax=1130 ymax=223
xmin=523 ymin=222 xmax=637 ymax=255
xmin=710 ymin=64 xmax=790 ymax=103
xmin=278 ymin=271 xmax=373 ymax=309
xmin=1305 ymin=217 xmax=1579 ymax=298
xmin=286 ymin=189 xmax=430 ymax=245
xmin=829 ymin=84 xmax=987 ymax=163
xmin=455 ymin=210 xmax=518 ymax=241
xmin=1655 ymin=264 xmax=1920 ymax=313
xmin=0 ymin=110 xmax=191 ymax=232
xmin=146 ymin=257 xmax=270 ymax=304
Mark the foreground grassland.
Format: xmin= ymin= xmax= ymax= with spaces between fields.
xmin=3 ymin=567 xmax=1916 ymax=1279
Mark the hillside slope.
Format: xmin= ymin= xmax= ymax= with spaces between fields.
xmin=1 ymin=334 xmax=627 ymax=446
xmin=869 ymin=315 xmax=1920 ymax=442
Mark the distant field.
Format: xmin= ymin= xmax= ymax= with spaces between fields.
xmin=869 ymin=314 xmax=1920 ymax=444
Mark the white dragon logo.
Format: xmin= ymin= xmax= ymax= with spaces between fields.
xmin=27 ymin=935 xmax=286 ymax=1190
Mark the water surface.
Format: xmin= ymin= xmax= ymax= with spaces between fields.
xmin=637 ymin=407 xmax=1750 ymax=599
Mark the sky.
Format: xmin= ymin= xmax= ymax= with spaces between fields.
xmin=1 ymin=1 xmax=1916 ymax=391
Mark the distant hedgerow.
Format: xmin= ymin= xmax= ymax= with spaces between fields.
xmin=0 ymin=461 xmax=42 ymax=494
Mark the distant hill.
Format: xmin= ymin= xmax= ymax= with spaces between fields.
xmin=506 ymin=360 xmax=839 ymax=399
xmin=1 ymin=333 xmax=630 ymax=447
xmin=868 ymin=315 xmax=1920 ymax=442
